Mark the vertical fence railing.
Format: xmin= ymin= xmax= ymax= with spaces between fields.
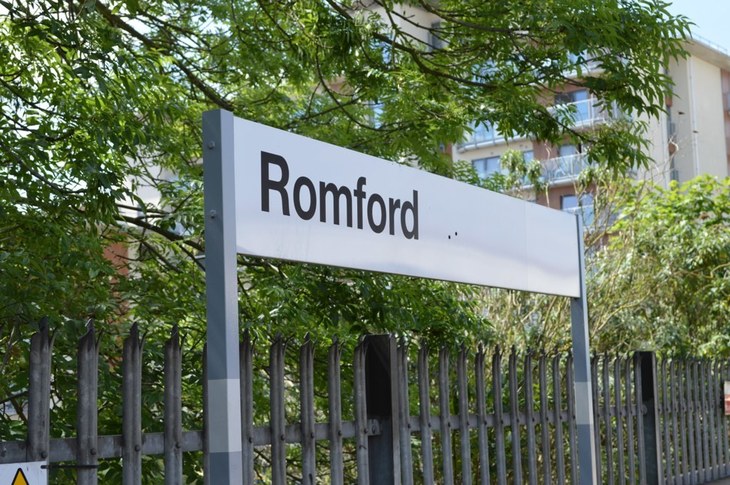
xmin=122 ymin=323 xmax=142 ymax=485
xmin=269 ymin=336 xmax=286 ymax=485
xmin=77 ymin=324 xmax=98 ymax=485
xmin=1 ymin=325 xmax=729 ymax=485
xmin=657 ymin=357 xmax=730 ymax=485
xmin=299 ymin=336 xmax=315 ymax=485
xmin=327 ymin=339 xmax=344 ymax=485
xmin=397 ymin=341 xmax=413 ymax=485
xmin=164 ymin=325 xmax=182 ymax=485
xmin=417 ymin=344 xmax=434 ymax=484
xmin=26 ymin=319 xmax=52 ymax=464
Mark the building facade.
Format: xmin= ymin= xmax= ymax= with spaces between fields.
xmin=454 ymin=35 xmax=730 ymax=223
xmin=364 ymin=3 xmax=730 ymax=226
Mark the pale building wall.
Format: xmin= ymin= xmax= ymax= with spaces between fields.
xmin=636 ymin=111 xmax=671 ymax=186
xmin=122 ymin=164 xmax=176 ymax=218
xmin=688 ymin=55 xmax=727 ymax=178
xmin=669 ymin=50 xmax=730 ymax=182
xmin=366 ymin=4 xmax=439 ymax=45
xmin=723 ymin=70 xmax=730 ymax=175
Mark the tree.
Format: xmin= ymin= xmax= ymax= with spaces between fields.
xmin=1 ymin=0 xmax=690 ymax=480
xmin=0 ymin=0 xmax=689 ymax=332
xmin=472 ymin=174 xmax=730 ymax=358
xmin=588 ymin=175 xmax=730 ymax=357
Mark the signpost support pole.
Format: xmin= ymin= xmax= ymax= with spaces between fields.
xmin=202 ymin=109 xmax=243 ymax=484
xmin=570 ymin=216 xmax=598 ymax=484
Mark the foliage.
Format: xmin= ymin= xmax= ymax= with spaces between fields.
xmin=0 ymin=0 xmax=690 ymax=335
xmin=589 ymin=175 xmax=730 ymax=356
xmin=453 ymin=149 xmax=547 ymax=195
xmin=473 ymin=174 xmax=730 ymax=358
xmin=0 ymin=0 xmax=693 ymax=481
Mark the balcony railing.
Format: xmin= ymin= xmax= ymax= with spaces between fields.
xmin=457 ymin=122 xmax=508 ymax=151
xmin=459 ymin=98 xmax=621 ymax=152
xmin=550 ymin=97 xmax=620 ymax=128
xmin=540 ymin=153 xmax=591 ymax=185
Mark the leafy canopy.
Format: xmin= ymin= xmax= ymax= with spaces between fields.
xmin=0 ymin=0 xmax=694 ymax=480
xmin=589 ymin=175 xmax=730 ymax=357
xmin=0 ymin=0 xmax=689 ymax=334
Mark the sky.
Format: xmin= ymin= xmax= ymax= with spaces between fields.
xmin=667 ymin=0 xmax=730 ymax=51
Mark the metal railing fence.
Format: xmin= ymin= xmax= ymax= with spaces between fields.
xmin=1 ymin=324 xmax=728 ymax=484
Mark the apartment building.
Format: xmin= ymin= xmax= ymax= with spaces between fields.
xmin=455 ymin=35 xmax=730 ymax=224
xmin=454 ymin=84 xmax=617 ymax=225
xmin=364 ymin=3 xmax=730 ymax=225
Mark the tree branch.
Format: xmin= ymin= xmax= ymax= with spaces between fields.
xmin=92 ymin=0 xmax=235 ymax=111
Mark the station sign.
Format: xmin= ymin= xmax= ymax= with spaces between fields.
xmin=231 ymin=118 xmax=581 ymax=297
xmin=203 ymin=110 xmax=594 ymax=485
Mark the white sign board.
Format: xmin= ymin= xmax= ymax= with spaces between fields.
xmin=231 ymin=118 xmax=580 ymax=297
xmin=0 ymin=461 xmax=47 ymax=484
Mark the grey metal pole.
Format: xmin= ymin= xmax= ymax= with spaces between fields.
xmin=570 ymin=215 xmax=598 ymax=484
xmin=202 ymin=109 xmax=243 ymax=484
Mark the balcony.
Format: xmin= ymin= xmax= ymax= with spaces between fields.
xmin=540 ymin=153 xmax=591 ymax=185
xmin=550 ymin=97 xmax=620 ymax=128
xmin=459 ymin=97 xmax=620 ymax=153
xmin=457 ymin=122 xmax=508 ymax=151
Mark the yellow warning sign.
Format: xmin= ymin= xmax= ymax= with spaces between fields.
xmin=12 ymin=468 xmax=29 ymax=485
xmin=0 ymin=461 xmax=46 ymax=484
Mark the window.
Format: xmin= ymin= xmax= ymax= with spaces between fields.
xmin=558 ymin=144 xmax=579 ymax=157
xmin=554 ymin=89 xmax=590 ymax=123
xmin=370 ymin=101 xmax=384 ymax=127
xmin=429 ymin=22 xmax=444 ymax=51
xmin=561 ymin=193 xmax=594 ymax=226
xmin=472 ymin=156 xmax=501 ymax=179
xmin=475 ymin=60 xmax=498 ymax=79
xmin=523 ymin=150 xmax=534 ymax=163
xmin=554 ymin=89 xmax=588 ymax=105
xmin=554 ymin=92 xmax=572 ymax=105
xmin=572 ymin=89 xmax=589 ymax=103
xmin=374 ymin=32 xmax=395 ymax=65
xmin=572 ymin=91 xmax=590 ymax=121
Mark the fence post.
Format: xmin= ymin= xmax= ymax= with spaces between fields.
xmin=637 ymin=351 xmax=662 ymax=485
xmin=77 ymin=323 xmax=98 ymax=485
xmin=122 ymin=324 xmax=143 ymax=485
xmin=164 ymin=325 xmax=183 ymax=485
xmin=27 ymin=319 xmax=52 ymax=463
xmin=363 ymin=335 xmax=401 ymax=485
